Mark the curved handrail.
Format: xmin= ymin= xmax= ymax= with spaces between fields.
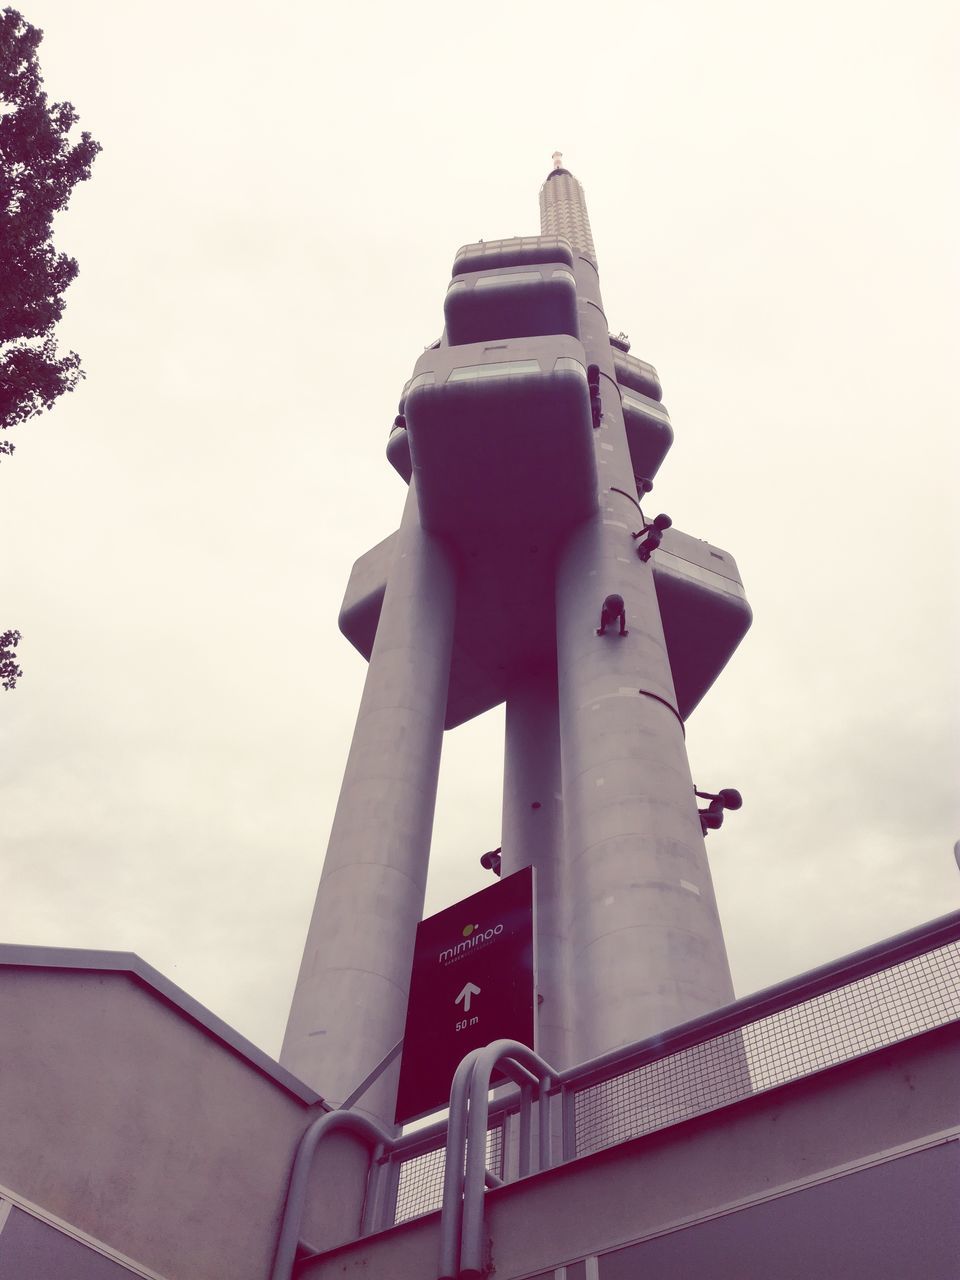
xmin=461 ymin=1042 xmax=558 ymax=1277
xmin=437 ymin=1051 xmax=479 ymax=1280
xmin=270 ymin=1108 xmax=395 ymax=1280
xmin=437 ymin=1040 xmax=558 ymax=1280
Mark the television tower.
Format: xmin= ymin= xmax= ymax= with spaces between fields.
xmin=280 ymin=158 xmax=752 ymax=1124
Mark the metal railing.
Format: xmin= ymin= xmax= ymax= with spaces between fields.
xmin=383 ymin=910 xmax=960 ymax=1231
xmin=271 ymin=909 xmax=960 ymax=1280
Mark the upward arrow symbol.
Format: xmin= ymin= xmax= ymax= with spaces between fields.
xmin=455 ymin=982 xmax=481 ymax=1014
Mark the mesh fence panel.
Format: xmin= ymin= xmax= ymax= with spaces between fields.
xmin=574 ymin=1027 xmax=752 ymax=1157
xmin=394 ymin=1121 xmax=504 ymax=1225
xmin=744 ymin=944 xmax=960 ymax=1090
xmin=574 ymin=939 xmax=960 ymax=1157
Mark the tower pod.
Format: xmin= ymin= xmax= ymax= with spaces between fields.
xmin=612 ymin=348 xmax=663 ymax=401
xmin=403 ymin=336 xmax=597 ymax=545
xmin=386 ymin=420 xmax=412 ymax=482
xmin=339 ymin=523 xmax=752 ymax=728
xmin=444 ymin=264 xmax=580 ymax=346
xmin=452 ymin=234 xmax=575 ymax=277
xmin=621 ymin=389 xmax=674 ymax=485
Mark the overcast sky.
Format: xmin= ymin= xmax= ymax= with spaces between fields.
xmin=2 ymin=0 xmax=957 ymax=1061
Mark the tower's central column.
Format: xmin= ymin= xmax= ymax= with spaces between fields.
xmin=544 ymin=164 xmax=736 ymax=1061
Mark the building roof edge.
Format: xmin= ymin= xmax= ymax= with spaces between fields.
xmin=0 ymin=942 xmax=327 ymax=1108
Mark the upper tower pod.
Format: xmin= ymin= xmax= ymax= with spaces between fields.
xmin=444 ymin=262 xmax=580 ymax=346
xmin=452 ymin=235 xmax=574 ymax=277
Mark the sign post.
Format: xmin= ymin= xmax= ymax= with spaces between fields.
xmin=395 ymin=867 xmax=535 ymax=1125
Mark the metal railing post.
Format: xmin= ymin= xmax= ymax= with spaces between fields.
xmin=517 ymin=1085 xmax=533 ymax=1178
xmin=438 ymin=1052 xmax=479 ymax=1280
xmin=538 ymin=1077 xmax=552 ymax=1173
xmin=458 ymin=1041 xmax=558 ymax=1280
xmin=561 ymin=1084 xmax=577 ymax=1162
xmin=379 ymin=1150 xmax=402 ymax=1230
xmin=359 ymin=1143 xmax=386 ymax=1237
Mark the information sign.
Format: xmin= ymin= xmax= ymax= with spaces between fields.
xmin=395 ymin=867 xmax=534 ymax=1125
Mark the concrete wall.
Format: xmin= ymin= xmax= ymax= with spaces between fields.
xmin=591 ymin=1142 xmax=959 ymax=1280
xmin=0 ymin=1199 xmax=150 ymax=1279
xmin=300 ymin=1023 xmax=960 ymax=1280
xmin=0 ymin=959 xmax=371 ymax=1280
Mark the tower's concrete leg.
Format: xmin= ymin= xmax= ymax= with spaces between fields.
xmin=554 ymin=258 xmax=736 ymax=1067
xmin=501 ymin=663 xmax=570 ymax=1070
xmin=280 ymin=483 xmax=456 ymax=1125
